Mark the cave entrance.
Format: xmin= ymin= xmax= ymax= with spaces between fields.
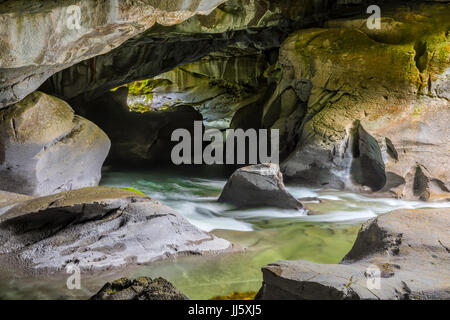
xmin=65 ymin=49 xmax=286 ymax=179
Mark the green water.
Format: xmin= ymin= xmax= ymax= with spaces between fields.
xmin=0 ymin=169 xmax=448 ymax=300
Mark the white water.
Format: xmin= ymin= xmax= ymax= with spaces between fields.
xmin=101 ymin=170 xmax=450 ymax=232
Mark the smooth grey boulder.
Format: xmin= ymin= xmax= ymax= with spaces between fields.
xmin=256 ymin=208 xmax=450 ymax=300
xmin=90 ymin=277 xmax=189 ymax=300
xmin=0 ymin=91 xmax=111 ymax=196
xmin=219 ymin=163 xmax=303 ymax=210
xmin=0 ymin=187 xmax=232 ymax=271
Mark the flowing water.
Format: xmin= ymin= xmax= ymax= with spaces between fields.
xmin=0 ymin=168 xmax=449 ymax=300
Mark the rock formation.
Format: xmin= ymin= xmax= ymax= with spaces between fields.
xmin=40 ymin=0 xmax=335 ymax=102
xmin=91 ymin=277 xmax=189 ymax=300
xmin=0 ymin=0 xmax=226 ymax=108
xmin=264 ymin=2 xmax=450 ymax=199
xmin=0 ymin=91 xmax=110 ymax=196
xmin=219 ymin=163 xmax=303 ymax=209
xmin=0 ymin=187 xmax=232 ymax=271
xmin=257 ymin=208 xmax=450 ymax=300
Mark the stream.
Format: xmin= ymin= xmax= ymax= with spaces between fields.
xmin=0 ymin=168 xmax=449 ymax=300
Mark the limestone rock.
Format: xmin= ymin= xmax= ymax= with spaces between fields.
xmin=0 ymin=187 xmax=232 ymax=271
xmin=257 ymin=208 xmax=450 ymax=300
xmin=0 ymin=91 xmax=110 ymax=196
xmin=219 ymin=163 xmax=303 ymax=209
xmin=91 ymin=277 xmax=189 ymax=300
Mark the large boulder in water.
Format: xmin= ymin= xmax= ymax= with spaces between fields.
xmin=0 ymin=91 xmax=111 ymax=196
xmin=91 ymin=277 xmax=189 ymax=300
xmin=0 ymin=187 xmax=232 ymax=271
xmin=219 ymin=163 xmax=303 ymax=210
xmin=256 ymin=208 xmax=450 ymax=300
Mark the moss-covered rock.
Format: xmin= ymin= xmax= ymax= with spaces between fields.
xmin=91 ymin=277 xmax=189 ymax=300
xmin=270 ymin=2 xmax=449 ymax=199
xmin=116 ymin=50 xmax=269 ymax=129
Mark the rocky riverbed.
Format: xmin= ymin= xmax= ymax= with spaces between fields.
xmin=0 ymin=0 xmax=449 ymax=300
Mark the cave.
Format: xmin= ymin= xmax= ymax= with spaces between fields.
xmin=0 ymin=0 xmax=449 ymax=302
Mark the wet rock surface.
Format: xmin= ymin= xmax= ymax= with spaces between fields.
xmin=219 ymin=163 xmax=303 ymax=209
xmin=0 ymin=187 xmax=232 ymax=271
xmin=0 ymin=91 xmax=110 ymax=196
xmin=257 ymin=208 xmax=450 ymax=300
xmin=91 ymin=277 xmax=189 ymax=300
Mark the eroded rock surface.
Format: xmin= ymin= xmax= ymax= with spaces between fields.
xmin=257 ymin=208 xmax=450 ymax=300
xmin=41 ymin=0 xmax=337 ymax=102
xmin=0 ymin=0 xmax=226 ymax=108
xmin=0 ymin=91 xmax=110 ymax=196
xmin=219 ymin=163 xmax=303 ymax=209
xmin=91 ymin=277 xmax=189 ymax=300
xmin=120 ymin=49 xmax=270 ymax=130
xmin=267 ymin=2 xmax=450 ymax=198
xmin=0 ymin=187 xmax=232 ymax=271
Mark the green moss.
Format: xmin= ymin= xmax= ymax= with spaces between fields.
xmin=120 ymin=187 xmax=146 ymax=196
